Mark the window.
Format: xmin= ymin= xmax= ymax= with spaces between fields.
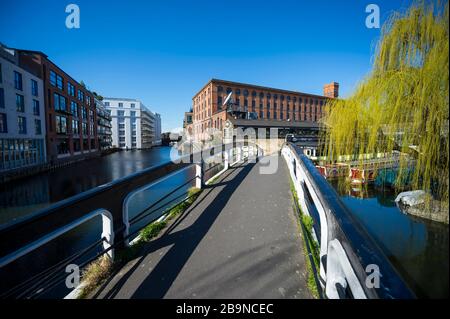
xmin=56 ymin=75 xmax=63 ymax=90
xmin=235 ymin=89 xmax=241 ymax=95
xmin=71 ymin=101 xmax=78 ymax=117
xmin=86 ymin=96 xmax=91 ymax=106
xmin=50 ymin=71 xmax=57 ymax=86
xmin=82 ymin=107 xmax=87 ymax=120
xmin=117 ymin=110 xmax=125 ymax=117
xmin=72 ymin=119 xmax=79 ymax=134
xmin=217 ymin=96 xmax=223 ymax=109
xmin=0 ymin=88 xmax=4 ymax=108
xmin=53 ymin=93 xmax=66 ymax=111
xmin=0 ymin=113 xmax=7 ymax=133
xmin=35 ymin=119 xmax=42 ymax=135
xmin=130 ymin=103 xmax=135 ymax=108
xmin=56 ymin=115 xmax=67 ymax=134
xmin=218 ymin=86 xmax=223 ymax=92
xmin=18 ymin=116 xmax=26 ymax=134
xmin=118 ymin=102 xmax=123 ymax=107
xmin=14 ymin=71 xmax=23 ymax=90
xmin=16 ymin=94 xmax=25 ymax=112
xmin=68 ymin=82 xmax=75 ymax=96
xmin=31 ymin=79 xmax=38 ymax=96
xmin=104 ymin=101 xmax=110 ymax=106
xmin=130 ymin=111 xmax=136 ymax=117
xmin=77 ymin=90 xmax=84 ymax=102
xmin=33 ymin=100 xmax=40 ymax=115
xmin=82 ymin=122 xmax=88 ymax=135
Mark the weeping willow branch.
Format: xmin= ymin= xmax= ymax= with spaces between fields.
xmin=322 ymin=1 xmax=449 ymax=209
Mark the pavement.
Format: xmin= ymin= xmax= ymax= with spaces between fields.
xmin=94 ymin=157 xmax=311 ymax=299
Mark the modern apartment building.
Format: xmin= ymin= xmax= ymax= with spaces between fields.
xmin=13 ymin=48 xmax=99 ymax=163
xmin=0 ymin=45 xmax=46 ymax=172
xmin=103 ymin=98 xmax=161 ymax=149
xmin=95 ymin=97 xmax=112 ymax=150
xmin=191 ymin=79 xmax=339 ymax=141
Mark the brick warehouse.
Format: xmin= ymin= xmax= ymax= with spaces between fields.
xmin=191 ymin=79 xmax=339 ymax=141
xmin=14 ymin=49 xmax=99 ymax=163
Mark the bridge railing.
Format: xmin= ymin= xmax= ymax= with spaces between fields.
xmin=0 ymin=142 xmax=262 ymax=299
xmin=281 ymin=143 xmax=415 ymax=299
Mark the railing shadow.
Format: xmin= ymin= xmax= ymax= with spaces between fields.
xmin=96 ymin=162 xmax=254 ymax=299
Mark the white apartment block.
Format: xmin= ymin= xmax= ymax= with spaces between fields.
xmin=103 ymin=97 xmax=161 ymax=149
xmin=0 ymin=46 xmax=46 ymax=172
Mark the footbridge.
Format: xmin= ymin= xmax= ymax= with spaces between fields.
xmin=0 ymin=142 xmax=414 ymax=299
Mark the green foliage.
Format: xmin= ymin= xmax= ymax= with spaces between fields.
xmin=289 ymin=177 xmax=321 ymax=298
xmin=323 ymin=1 xmax=449 ymax=210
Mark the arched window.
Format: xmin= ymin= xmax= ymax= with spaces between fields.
xmin=218 ymin=86 xmax=223 ymax=92
xmin=226 ymin=87 xmax=232 ymax=94
xmin=243 ymin=89 xmax=249 ymax=96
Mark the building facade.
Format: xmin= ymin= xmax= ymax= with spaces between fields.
xmin=15 ymin=48 xmax=99 ymax=163
xmin=191 ymin=79 xmax=339 ymax=141
xmin=95 ymin=97 xmax=112 ymax=150
xmin=104 ymin=98 xmax=161 ymax=149
xmin=0 ymin=45 xmax=46 ymax=172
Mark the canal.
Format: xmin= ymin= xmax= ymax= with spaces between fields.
xmin=331 ymin=181 xmax=449 ymax=299
xmin=0 ymin=146 xmax=177 ymax=225
xmin=0 ymin=146 xmax=200 ymax=297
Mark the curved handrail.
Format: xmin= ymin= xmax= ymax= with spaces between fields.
xmin=283 ymin=143 xmax=415 ymax=299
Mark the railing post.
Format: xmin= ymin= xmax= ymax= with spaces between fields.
xmin=196 ymin=158 xmax=204 ymax=189
xmin=224 ymin=148 xmax=230 ymax=170
xmin=101 ymin=211 xmax=115 ymax=260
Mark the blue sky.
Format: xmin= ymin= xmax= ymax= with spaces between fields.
xmin=0 ymin=0 xmax=413 ymax=131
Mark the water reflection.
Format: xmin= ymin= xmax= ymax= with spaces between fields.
xmin=330 ymin=180 xmax=449 ymax=298
xmin=0 ymin=147 xmax=174 ymax=225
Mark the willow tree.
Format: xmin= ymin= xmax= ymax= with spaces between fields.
xmin=322 ymin=1 xmax=449 ymax=208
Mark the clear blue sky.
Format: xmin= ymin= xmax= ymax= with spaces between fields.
xmin=0 ymin=0 xmax=412 ymax=132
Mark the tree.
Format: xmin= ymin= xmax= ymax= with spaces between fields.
xmin=323 ymin=1 xmax=449 ymax=208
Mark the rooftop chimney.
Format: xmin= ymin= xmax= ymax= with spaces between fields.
xmin=323 ymin=82 xmax=339 ymax=98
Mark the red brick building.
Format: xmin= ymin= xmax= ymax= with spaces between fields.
xmin=191 ymin=79 xmax=339 ymax=141
xmin=15 ymin=49 xmax=99 ymax=162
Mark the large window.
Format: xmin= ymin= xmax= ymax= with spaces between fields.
xmin=117 ymin=110 xmax=125 ymax=117
xmin=18 ymin=116 xmax=26 ymax=134
xmin=49 ymin=70 xmax=57 ymax=86
xmin=72 ymin=119 xmax=79 ymax=134
xmin=16 ymin=94 xmax=24 ymax=112
xmin=82 ymin=107 xmax=87 ymax=120
xmin=14 ymin=71 xmax=22 ymax=90
xmin=33 ymin=100 xmax=40 ymax=115
xmin=35 ymin=119 xmax=42 ymax=135
xmin=68 ymin=82 xmax=75 ymax=96
xmin=31 ymin=79 xmax=38 ymax=96
xmin=71 ymin=101 xmax=78 ymax=117
xmin=77 ymin=89 xmax=84 ymax=102
xmin=56 ymin=115 xmax=67 ymax=134
xmin=0 ymin=113 xmax=7 ymax=133
xmin=56 ymin=74 xmax=63 ymax=90
xmin=53 ymin=93 xmax=66 ymax=111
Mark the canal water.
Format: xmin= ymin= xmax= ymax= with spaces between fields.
xmin=331 ymin=181 xmax=449 ymax=299
xmin=0 ymin=146 xmax=200 ymax=297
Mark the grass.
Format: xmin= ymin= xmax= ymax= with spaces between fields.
xmin=289 ymin=178 xmax=321 ymax=299
xmin=77 ymin=187 xmax=202 ymax=298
